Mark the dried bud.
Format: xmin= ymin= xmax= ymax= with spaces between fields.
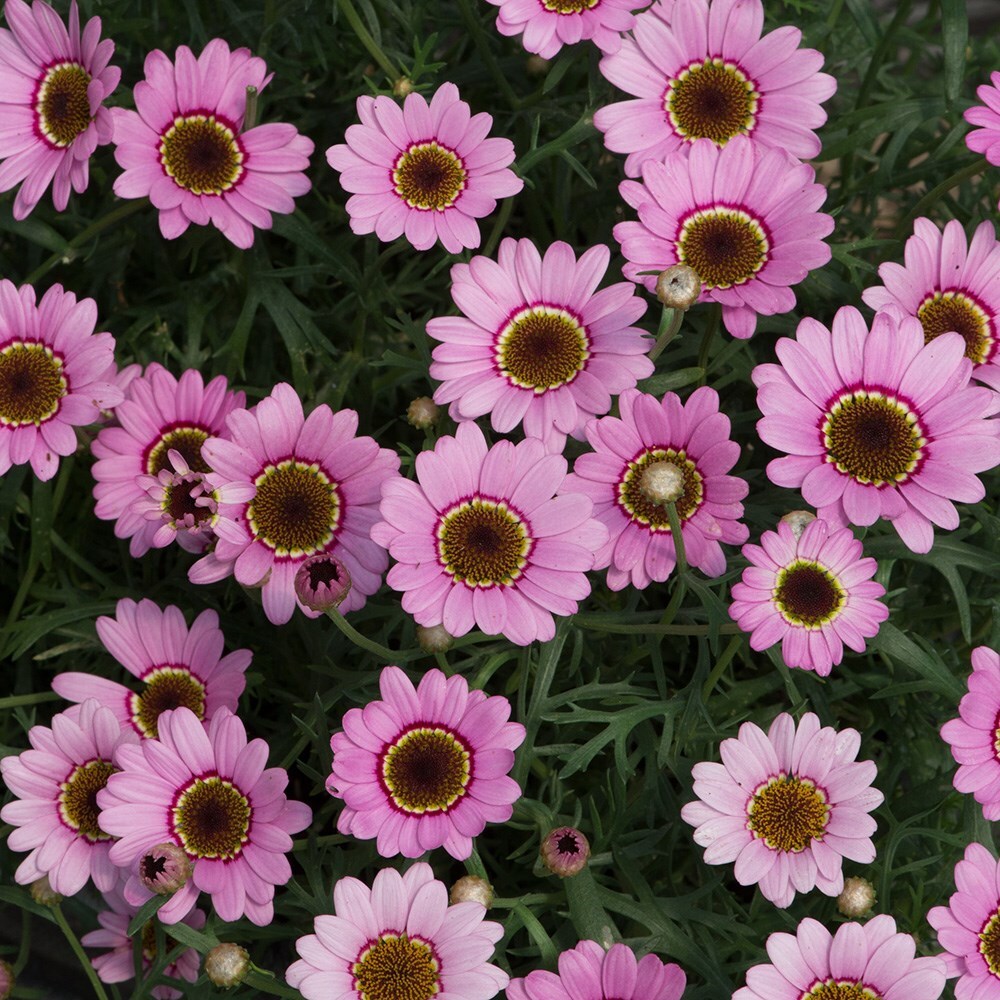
xmin=30 ymin=874 xmax=62 ymax=906
xmin=406 ymin=396 xmax=440 ymax=429
xmin=393 ymin=77 xmax=415 ymax=97
xmin=204 ymin=943 xmax=250 ymax=988
xmin=639 ymin=460 xmax=684 ymax=506
xmin=140 ymin=842 xmax=192 ymax=896
xmin=526 ymin=54 xmax=550 ymax=76
xmin=295 ymin=553 xmax=352 ymax=612
xmin=541 ymin=826 xmax=590 ymax=877
xmin=780 ymin=510 xmax=816 ymax=540
xmin=655 ymin=264 xmax=701 ymax=311
xmin=837 ymin=876 xmax=876 ymax=918
xmin=416 ymin=623 xmax=454 ymax=653
xmin=0 ymin=959 xmax=14 ymax=1000
xmin=449 ymin=875 xmax=494 ymax=909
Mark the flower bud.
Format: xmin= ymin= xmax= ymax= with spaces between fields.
xmin=416 ymin=623 xmax=454 ymax=653
xmin=295 ymin=553 xmax=352 ymax=613
xmin=0 ymin=959 xmax=14 ymax=1000
xmin=140 ymin=842 xmax=192 ymax=896
xmin=837 ymin=876 xmax=876 ymax=918
xmin=393 ymin=77 xmax=415 ymax=97
xmin=655 ymin=264 xmax=701 ymax=311
xmin=639 ymin=460 xmax=684 ymax=506
xmin=450 ymin=875 xmax=494 ymax=909
xmin=541 ymin=826 xmax=590 ymax=877
xmin=30 ymin=874 xmax=62 ymax=906
xmin=407 ymin=396 xmax=440 ymax=429
xmin=780 ymin=509 xmax=816 ymax=540
xmin=204 ymin=943 xmax=250 ymax=988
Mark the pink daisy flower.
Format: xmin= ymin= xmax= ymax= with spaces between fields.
xmin=862 ymin=218 xmax=1000 ymax=391
xmin=111 ymin=39 xmax=313 ymax=248
xmin=729 ymin=517 xmax=889 ymax=677
xmin=286 ymin=861 xmax=508 ymax=1000
xmin=427 ymin=238 xmax=652 ymax=453
xmin=485 ymin=0 xmax=637 ymax=60
xmin=594 ymin=0 xmax=836 ymax=178
xmin=0 ymin=280 xmax=121 ymax=481
xmin=941 ymin=646 xmax=1000 ymax=821
xmin=929 ymin=842 xmax=1000 ymax=997
xmin=328 ymin=665 xmax=525 ymax=860
xmin=508 ymin=940 xmax=686 ymax=1000
xmin=326 ymin=82 xmax=523 ymax=254
xmin=91 ymin=364 xmax=246 ymax=557
xmin=0 ymin=0 xmax=120 ymax=219
xmin=372 ymin=420 xmax=608 ymax=646
xmin=563 ymin=386 xmax=749 ymax=591
xmin=614 ymin=135 xmax=833 ymax=339
xmin=966 ymin=72 xmax=1000 ymax=172
xmin=679 ymin=711 xmax=883 ymax=908
xmin=98 ymin=706 xmax=312 ymax=926
xmin=755 ymin=305 xmax=1000 ymax=554
xmin=735 ymin=914 xmax=947 ymax=1000
xmin=52 ymin=598 xmax=250 ymax=740
xmin=189 ymin=382 xmax=401 ymax=625
xmin=0 ymin=699 xmax=138 ymax=896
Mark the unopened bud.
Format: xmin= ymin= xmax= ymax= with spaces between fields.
xmin=204 ymin=943 xmax=250 ymax=988
xmin=837 ymin=876 xmax=876 ymax=918
xmin=295 ymin=553 xmax=352 ymax=613
xmin=0 ymin=959 xmax=14 ymax=1000
xmin=526 ymin=55 xmax=550 ymax=76
xmin=655 ymin=265 xmax=701 ymax=311
xmin=30 ymin=874 xmax=62 ymax=906
xmin=393 ymin=77 xmax=415 ymax=97
xmin=140 ymin=842 xmax=192 ymax=896
xmin=416 ymin=623 xmax=454 ymax=653
xmin=450 ymin=875 xmax=494 ymax=909
xmin=541 ymin=826 xmax=590 ymax=877
xmin=639 ymin=460 xmax=684 ymax=506
xmin=780 ymin=510 xmax=816 ymax=540
xmin=407 ymin=396 xmax=440 ymax=429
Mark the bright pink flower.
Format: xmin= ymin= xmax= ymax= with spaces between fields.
xmin=929 ymin=842 xmax=1000 ymax=997
xmin=755 ymin=305 xmax=1000 ymax=554
xmin=680 ymin=712 xmax=882 ymax=908
xmin=941 ymin=646 xmax=1000 ymax=821
xmin=508 ymin=940 xmax=686 ymax=1000
xmin=486 ymin=0 xmax=637 ymax=60
xmin=0 ymin=700 xmax=138 ymax=896
xmin=730 ymin=517 xmax=888 ymax=677
xmin=328 ymin=666 xmax=525 ymax=860
xmin=286 ymin=862 xmax=508 ymax=1000
xmin=614 ymin=135 xmax=833 ymax=338
xmin=326 ymin=82 xmax=522 ymax=254
xmin=189 ymin=382 xmax=401 ymax=625
xmin=0 ymin=281 xmax=121 ymax=481
xmin=862 ymin=218 xmax=1000 ymax=391
xmin=111 ymin=39 xmax=313 ymax=248
xmin=735 ymin=915 xmax=947 ymax=1000
xmin=52 ymin=598 xmax=250 ymax=740
xmin=98 ymin=707 xmax=312 ymax=926
xmin=428 ymin=238 xmax=652 ymax=453
xmin=594 ymin=0 xmax=836 ymax=178
xmin=0 ymin=0 xmax=120 ymax=218
xmin=563 ymin=386 xmax=748 ymax=591
xmin=372 ymin=420 xmax=607 ymax=645
xmin=91 ymin=364 xmax=246 ymax=557
xmin=965 ymin=72 xmax=1000 ymax=184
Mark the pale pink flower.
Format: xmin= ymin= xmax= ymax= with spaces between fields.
xmin=486 ymin=0 xmax=637 ymax=60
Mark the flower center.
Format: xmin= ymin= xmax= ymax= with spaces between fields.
xmin=145 ymin=426 xmax=211 ymax=476
xmin=36 ymin=61 xmax=92 ymax=147
xmin=916 ymin=290 xmax=995 ymax=365
xmin=803 ymin=983 xmax=881 ymax=1000
xmin=540 ymin=0 xmax=599 ymax=12
xmin=437 ymin=498 xmax=532 ymax=587
xmin=380 ymin=727 xmax=471 ymax=814
xmin=618 ymin=449 xmax=704 ymax=530
xmin=393 ymin=142 xmax=466 ymax=211
xmin=160 ymin=473 xmax=218 ymax=530
xmin=822 ymin=390 xmax=925 ymax=487
xmin=665 ymin=58 xmax=759 ymax=144
xmin=160 ymin=115 xmax=245 ymax=196
xmin=172 ymin=775 xmax=251 ymax=860
xmin=495 ymin=306 xmax=590 ymax=393
xmin=747 ymin=775 xmax=829 ymax=852
xmin=980 ymin=910 xmax=1000 ymax=979
xmin=0 ymin=342 xmax=67 ymax=426
xmin=773 ymin=560 xmax=845 ymax=629
xmin=248 ymin=459 xmax=340 ymax=557
xmin=676 ymin=206 xmax=770 ymax=289
xmin=59 ymin=759 xmax=116 ymax=842
xmin=353 ymin=934 xmax=441 ymax=1000
xmin=129 ymin=667 xmax=207 ymax=739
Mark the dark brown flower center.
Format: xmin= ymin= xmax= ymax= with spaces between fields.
xmin=130 ymin=667 xmax=207 ymax=739
xmin=496 ymin=306 xmax=590 ymax=393
xmin=618 ymin=449 xmax=704 ymax=528
xmin=747 ymin=775 xmax=828 ymax=853
xmin=393 ymin=142 xmax=466 ymax=211
xmin=248 ymin=459 xmax=340 ymax=557
xmin=145 ymin=426 xmax=211 ymax=476
xmin=173 ymin=776 xmax=251 ymax=860
xmin=0 ymin=342 xmax=66 ymax=426
xmin=37 ymin=62 xmax=93 ymax=147
xmin=160 ymin=115 xmax=244 ymax=195
xmin=159 ymin=473 xmax=216 ymax=529
xmin=541 ymin=0 xmax=599 ymax=12
xmin=805 ymin=983 xmax=881 ymax=1000
xmin=917 ymin=290 xmax=994 ymax=365
xmin=437 ymin=498 xmax=532 ymax=587
xmin=666 ymin=58 xmax=759 ymax=144
xmin=981 ymin=910 xmax=1000 ymax=978
xmin=677 ymin=207 xmax=769 ymax=288
xmin=773 ymin=560 xmax=845 ymax=628
xmin=353 ymin=934 xmax=440 ymax=1000
xmin=381 ymin=727 xmax=471 ymax=813
xmin=59 ymin=759 xmax=116 ymax=842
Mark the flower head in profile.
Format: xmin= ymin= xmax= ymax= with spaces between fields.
xmin=372 ymin=420 xmax=607 ymax=645
xmin=0 ymin=0 xmax=120 ymax=218
xmin=326 ymin=82 xmax=522 ymax=254
xmin=755 ymin=305 xmax=1000 ymax=553
xmin=730 ymin=517 xmax=888 ymax=677
xmin=428 ymin=238 xmax=652 ymax=453
xmin=614 ymin=135 xmax=833 ymax=338
xmin=486 ymin=0 xmax=637 ymax=60
xmin=328 ymin=666 xmax=525 ymax=860
xmin=594 ymin=0 xmax=836 ymax=177
xmin=52 ymin=598 xmax=250 ymax=740
xmin=286 ymin=862 xmax=508 ymax=1000
xmin=680 ymin=712 xmax=882 ymax=908
xmin=111 ymin=39 xmax=313 ymax=248
xmin=965 ymin=71 xmax=1000 ymax=204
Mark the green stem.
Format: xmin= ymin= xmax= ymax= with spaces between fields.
xmin=0 ymin=691 xmax=62 ymax=711
xmin=697 ymin=304 xmax=721 ymax=382
xmin=324 ymin=609 xmax=398 ymax=662
xmin=244 ymin=968 xmax=303 ymax=998
xmin=564 ymin=867 xmax=618 ymax=948
xmin=13 ymin=909 xmax=30 ymax=974
xmin=455 ymin=0 xmax=519 ymax=108
xmin=465 ymin=845 xmax=489 ymax=880
xmin=481 ymin=196 xmax=514 ymax=258
xmin=896 ymin=158 xmax=986 ymax=237
xmin=573 ymin=618 xmax=741 ymax=636
xmin=701 ymin=634 xmax=745 ymax=701
xmin=666 ymin=500 xmax=687 ymax=577
xmin=244 ymin=86 xmax=259 ymax=130
xmin=648 ymin=307 xmax=684 ymax=362
xmin=336 ymin=0 xmax=398 ymax=80
xmin=52 ymin=905 xmax=109 ymax=1000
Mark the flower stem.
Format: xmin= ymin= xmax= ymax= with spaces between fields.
xmin=455 ymin=0 xmax=520 ymax=108
xmin=323 ymin=608 xmax=398 ymax=662
xmin=665 ymin=500 xmax=687 ymax=577
xmin=244 ymin=85 xmax=259 ymax=130
xmin=52 ymin=904 xmax=109 ymax=1000
xmin=336 ymin=0 xmax=398 ymax=81
xmin=0 ymin=691 xmax=62 ymax=711
xmin=563 ymin=867 xmax=619 ymax=948
xmin=697 ymin=303 xmax=721 ymax=382
xmin=895 ymin=158 xmax=986 ymax=238
xmin=244 ymin=967 xmax=304 ymax=998
xmin=648 ymin=307 xmax=684 ymax=362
